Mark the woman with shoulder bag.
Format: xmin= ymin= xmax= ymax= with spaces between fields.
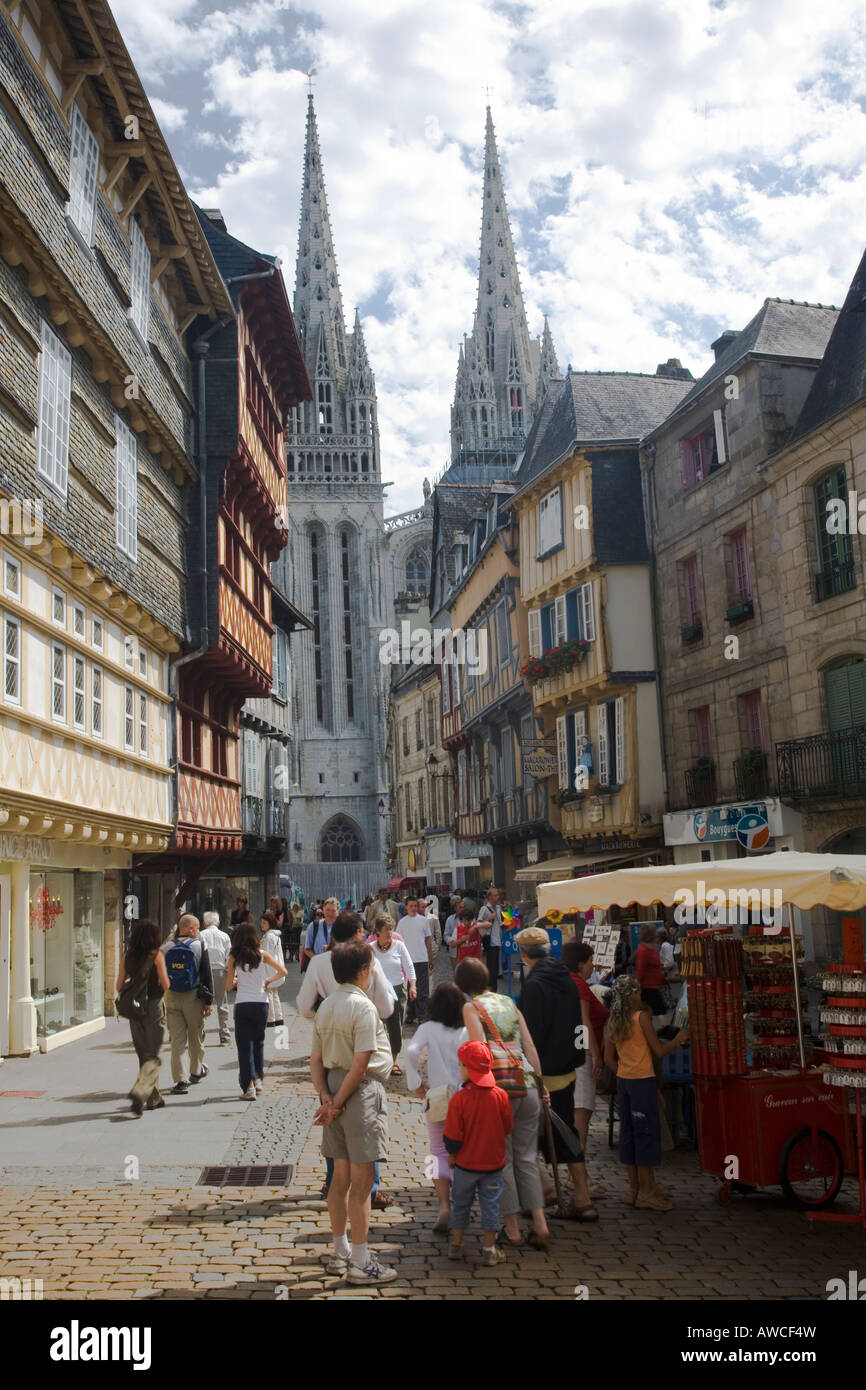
xmin=116 ymin=918 xmax=170 ymax=1115
xmin=405 ymin=982 xmax=467 ymax=1233
xmin=456 ymin=957 xmax=551 ymax=1249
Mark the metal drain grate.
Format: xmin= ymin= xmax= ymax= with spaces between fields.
xmin=198 ymin=1164 xmax=294 ymax=1187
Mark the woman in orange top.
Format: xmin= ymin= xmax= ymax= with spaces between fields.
xmin=604 ymin=975 xmax=688 ymax=1212
xmin=455 ymin=909 xmax=483 ymax=964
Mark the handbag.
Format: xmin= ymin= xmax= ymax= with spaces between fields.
xmin=115 ymin=950 xmax=156 ymax=1021
xmin=472 ymin=1001 xmax=527 ymax=1099
xmin=425 ymin=1084 xmax=455 ymax=1123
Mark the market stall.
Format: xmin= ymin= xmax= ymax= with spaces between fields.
xmin=537 ymin=852 xmax=866 ymax=1221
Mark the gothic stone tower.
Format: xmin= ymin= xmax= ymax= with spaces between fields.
xmin=281 ymin=96 xmax=389 ymax=889
xmin=446 ymin=108 xmax=561 ymax=483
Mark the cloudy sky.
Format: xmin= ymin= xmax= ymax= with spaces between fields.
xmin=111 ymin=0 xmax=866 ymax=515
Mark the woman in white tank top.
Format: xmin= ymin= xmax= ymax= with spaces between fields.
xmin=227 ymin=923 xmax=287 ymax=1099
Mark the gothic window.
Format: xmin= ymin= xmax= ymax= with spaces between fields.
xmin=315 ymin=286 xmax=324 ymax=300
xmin=301 ymin=270 xmax=308 ymax=287
xmin=495 ymin=203 xmax=500 ymax=213
xmin=503 ymin=294 xmax=511 ymax=308
xmin=341 ymin=531 xmax=355 ymax=718
xmin=329 ymin=272 xmax=336 ymax=288
xmin=405 ymin=546 xmax=430 ymax=597
xmin=499 ymin=264 xmax=506 ymax=277
xmin=312 ymin=192 xmax=318 ymax=204
xmin=348 ymin=403 xmax=356 ymax=434
xmin=319 ymin=814 xmax=363 ymax=862
xmin=485 ymin=311 xmax=495 ymax=372
xmin=310 ymin=530 xmax=326 ymax=724
xmin=359 ymin=403 xmax=368 ymax=435
xmin=510 ymin=387 xmax=524 ymax=433
xmin=314 ymin=253 xmax=323 ymax=269
xmin=497 ymin=235 xmax=504 ymax=247
xmin=317 ymin=381 xmax=333 ymax=432
xmin=487 ymin=253 xmax=492 ymax=265
xmin=334 ymin=311 xmax=346 ymax=369
xmin=480 ymin=405 xmax=490 ymax=444
xmin=361 ymin=452 xmax=369 ymax=472
xmin=507 ymin=341 xmax=521 ymax=382
xmin=313 ymin=223 xmax=320 ymax=238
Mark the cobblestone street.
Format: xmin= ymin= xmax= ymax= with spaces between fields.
xmin=0 ymin=969 xmax=863 ymax=1302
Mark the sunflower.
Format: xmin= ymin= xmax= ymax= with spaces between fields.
xmin=546 ymin=908 xmax=563 ymax=923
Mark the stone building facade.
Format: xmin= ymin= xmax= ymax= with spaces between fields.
xmin=643 ymin=301 xmax=837 ymax=911
xmin=0 ymin=0 xmax=232 ymax=1053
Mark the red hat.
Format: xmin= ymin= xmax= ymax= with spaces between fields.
xmin=458 ymin=1040 xmax=496 ymax=1088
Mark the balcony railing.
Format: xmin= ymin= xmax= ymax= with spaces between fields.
xmin=777 ymin=725 xmax=866 ymax=800
xmin=815 ymin=560 xmax=856 ymax=602
xmin=242 ymin=794 xmax=263 ymax=836
xmin=683 ymin=767 xmax=717 ymax=808
xmin=266 ymin=799 xmax=285 ymax=838
xmin=733 ymin=751 xmax=772 ymax=799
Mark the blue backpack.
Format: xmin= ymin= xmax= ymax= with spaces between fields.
xmin=164 ymin=938 xmax=200 ymax=992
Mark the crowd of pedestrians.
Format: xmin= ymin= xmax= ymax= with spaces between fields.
xmin=115 ymin=883 xmax=688 ymax=1287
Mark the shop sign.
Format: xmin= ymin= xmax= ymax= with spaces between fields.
xmin=0 ymin=835 xmax=53 ymax=863
xmin=693 ymin=804 xmax=770 ymax=848
xmin=408 ymin=849 xmax=416 ymax=871
xmin=526 ymin=839 xmax=539 ymax=864
xmin=523 ymin=753 xmax=558 ymax=777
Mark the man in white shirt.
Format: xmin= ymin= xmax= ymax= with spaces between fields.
xmin=477 ymin=887 xmax=504 ymax=993
xmin=443 ymin=896 xmax=463 ymax=976
xmin=400 ymin=898 xmax=434 ymax=1025
xmin=200 ymin=911 xmax=232 ymax=1045
xmin=297 ymin=915 xmax=396 ymax=1022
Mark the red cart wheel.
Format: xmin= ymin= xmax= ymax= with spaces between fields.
xmin=778 ymin=1127 xmax=844 ymax=1208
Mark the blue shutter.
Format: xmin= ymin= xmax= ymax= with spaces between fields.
xmin=540 ymin=604 xmax=552 ymax=651
xmin=565 ymin=588 xmax=580 ymax=640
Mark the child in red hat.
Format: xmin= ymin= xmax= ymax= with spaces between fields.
xmin=443 ymin=1040 xmax=514 ymax=1264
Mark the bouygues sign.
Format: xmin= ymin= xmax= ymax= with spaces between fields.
xmin=692 ymin=804 xmax=770 ymax=850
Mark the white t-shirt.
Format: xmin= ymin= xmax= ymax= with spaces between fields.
xmin=199 ymin=925 xmax=231 ymax=971
xmin=478 ymin=902 xmax=502 ymax=948
xmin=371 ymin=938 xmax=416 ymax=988
xmin=399 ymin=913 xmax=432 ymax=964
xmin=405 ymin=1021 xmax=468 ymax=1092
xmin=296 ymin=950 xmax=396 ymax=1021
xmin=660 ymin=941 xmax=675 ymax=972
xmin=235 ymin=959 xmax=271 ymax=1004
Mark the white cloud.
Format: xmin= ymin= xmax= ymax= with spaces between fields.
xmin=109 ymin=0 xmax=866 ymax=514
xmin=149 ymin=97 xmax=188 ymax=131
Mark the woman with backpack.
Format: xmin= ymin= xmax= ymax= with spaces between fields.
xmin=456 ymin=956 xmax=551 ymax=1249
xmin=115 ymin=918 xmax=170 ymax=1115
xmin=226 ymin=922 xmax=288 ymax=1100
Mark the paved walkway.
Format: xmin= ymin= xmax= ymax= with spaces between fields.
xmin=0 ymin=963 xmax=864 ymax=1300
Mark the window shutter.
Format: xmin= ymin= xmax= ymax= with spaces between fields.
xmin=441 ymin=664 xmax=451 ymax=716
xmin=453 ymin=660 xmax=461 ymax=707
xmin=550 ymin=487 xmax=562 ymax=547
xmin=580 ymin=582 xmax=595 ymax=641
xmin=597 ymin=704 xmax=609 ymax=786
xmin=528 ymin=608 xmax=542 ymax=657
xmin=849 ymin=663 xmax=866 ymax=728
xmin=614 ymin=696 xmax=626 ymax=784
xmin=713 ymin=408 xmax=727 ymax=465
xmin=556 ymin=714 xmax=569 ymax=790
xmin=553 ymin=594 xmax=567 ymax=647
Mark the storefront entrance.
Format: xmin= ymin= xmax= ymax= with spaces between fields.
xmin=29 ymin=870 xmax=104 ymax=1043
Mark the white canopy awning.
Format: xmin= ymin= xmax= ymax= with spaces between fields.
xmin=537 ymin=851 xmax=866 ymax=916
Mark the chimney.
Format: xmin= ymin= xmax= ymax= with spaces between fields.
xmin=201 ymin=208 xmax=227 ymax=233
xmin=655 ymin=358 xmax=694 ymax=381
xmin=711 ymin=330 xmax=737 ymax=361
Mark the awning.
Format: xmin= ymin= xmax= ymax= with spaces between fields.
xmin=536 ymin=850 xmax=866 ymax=915
xmin=515 ymin=849 xmax=659 ymax=883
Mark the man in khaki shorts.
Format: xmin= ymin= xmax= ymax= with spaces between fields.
xmin=310 ymin=942 xmax=397 ymax=1286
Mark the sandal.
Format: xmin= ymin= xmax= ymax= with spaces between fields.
xmin=499 ymin=1228 xmax=525 ymax=1248
xmin=558 ymin=1202 xmax=599 ymax=1223
xmin=526 ymin=1230 xmax=549 ymax=1250
xmin=371 ymin=1191 xmax=395 ymax=1210
xmin=390 ymin=1064 xmax=403 ymax=1076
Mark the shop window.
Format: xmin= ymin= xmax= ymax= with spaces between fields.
xmin=29 ymin=870 xmax=104 ymax=1040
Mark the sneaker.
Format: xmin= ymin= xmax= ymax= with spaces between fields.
xmin=635 ymin=1189 xmax=673 ymax=1212
xmin=481 ymin=1245 xmax=506 ymax=1266
xmin=242 ymin=1084 xmax=256 ymax=1101
xmin=171 ymin=1082 xmax=189 ymax=1095
xmin=254 ymin=1080 xmax=263 ymax=1094
xmin=346 ymin=1256 xmax=398 ymax=1285
xmin=323 ymin=1253 xmax=349 ymax=1277
xmin=448 ymin=1242 xmax=464 ymax=1261
xmin=190 ymin=1065 xmax=208 ymax=1084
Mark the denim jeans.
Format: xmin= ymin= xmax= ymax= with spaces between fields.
xmin=450 ymin=1165 xmax=504 ymax=1233
xmin=234 ymin=1002 xmax=268 ymax=1091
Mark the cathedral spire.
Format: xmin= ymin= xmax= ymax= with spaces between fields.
xmin=475 ymin=105 xmax=534 ymax=387
xmin=294 ymin=94 xmax=349 ymax=388
xmin=538 ymin=314 xmax=562 ymax=403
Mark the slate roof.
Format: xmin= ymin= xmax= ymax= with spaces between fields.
xmin=788 ymin=258 xmax=866 ymax=443
xmin=428 ymin=483 xmax=498 ymax=611
xmin=649 ymin=298 xmax=837 ymax=437
xmin=194 ymin=204 xmax=278 ymax=288
xmin=514 ymin=370 xmax=693 ymax=496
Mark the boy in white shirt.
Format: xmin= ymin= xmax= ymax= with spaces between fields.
xmin=400 ymin=898 xmax=434 ymax=1025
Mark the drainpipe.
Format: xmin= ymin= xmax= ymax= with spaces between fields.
xmin=640 ymin=440 xmax=670 ymax=814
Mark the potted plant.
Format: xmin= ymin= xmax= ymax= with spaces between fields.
xmin=725 ymin=595 xmax=754 ymax=624
xmin=681 ymin=620 xmax=703 ymax=645
xmin=553 ymin=787 xmax=584 ymax=807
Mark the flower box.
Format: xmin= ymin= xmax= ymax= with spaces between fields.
xmin=681 ymin=621 xmax=703 ymax=645
xmin=725 ymin=597 xmax=754 ymax=624
xmin=521 ymin=638 xmax=590 ymax=686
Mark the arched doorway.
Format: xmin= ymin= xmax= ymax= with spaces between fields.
xmin=319 ymin=815 xmax=364 ymax=863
